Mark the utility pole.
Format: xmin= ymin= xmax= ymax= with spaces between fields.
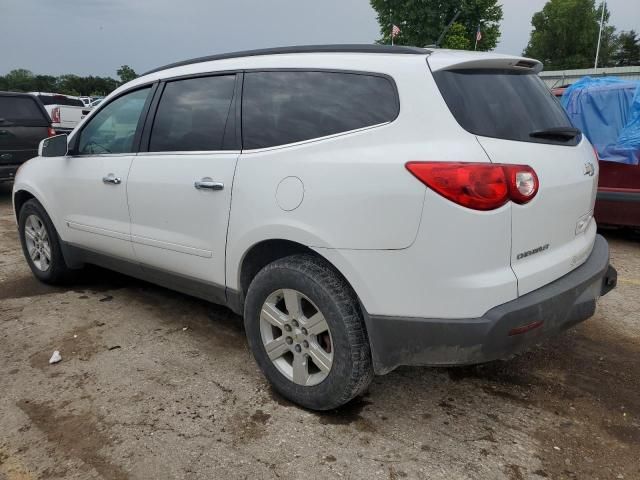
xmin=435 ymin=10 xmax=461 ymax=48
xmin=594 ymin=0 xmax=606 ymax=71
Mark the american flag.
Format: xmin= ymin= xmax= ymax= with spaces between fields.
xmin=391 ymin=24 xmax=401 ymax=38
xmin=476 ymin=25 xmax=482 ymax=42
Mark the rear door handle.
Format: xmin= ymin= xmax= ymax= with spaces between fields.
xmin=194 ymin=177 xmax=224 ymax=191
xmin=102 ymin=174 xmax=122 ymax=185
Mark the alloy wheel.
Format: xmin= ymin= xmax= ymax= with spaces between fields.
xmin=259 ymin=288 xmax=334 ymax=386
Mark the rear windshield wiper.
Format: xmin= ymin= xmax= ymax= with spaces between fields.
xmin=529 ymin=127 xmax=581 ymax=140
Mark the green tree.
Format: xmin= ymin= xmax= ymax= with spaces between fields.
xmin=370 ymin=0 xmax=503 ymax=51
xmin=117 ymin=65 xmax=138 ymax=84
xmin=442 ymin=23 xmax=472 ymax=50
xmin=33 ymin=75 xmax=57 ymax=92
xmin=613 ymin=30 xmax=640 ymax=66
xmin=523 ymin=0 xmax=616 ymax=69
xmin=56 ymin=74 xmax=84 ymax=96
xmin=0 ymin=69 xmax=120 ymax=96
xmin=3 ymin=69 xmax=35 ymax=91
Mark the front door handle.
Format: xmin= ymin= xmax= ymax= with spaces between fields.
xmin=194 ymin=177 xmax=224 ymax=191
xmin=102 ymin=174 xmax=122 ymax=185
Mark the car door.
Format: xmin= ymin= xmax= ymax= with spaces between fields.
xmin=126 ymin=74 xmax=240 ymax=299
xmin=50 ymin=85 xmax=154 ymax=260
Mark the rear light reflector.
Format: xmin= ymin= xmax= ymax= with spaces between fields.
xmin=47 ymin=127 xmax=56 ymax=137
xmin=504 ymin=166 xmax=539 ymax=204
xmin=51 ymin=107 xmax=60 ymax=123
xmin=405 ymin=162 xmax=539 ymax=211
xmin=508 ymin=320 xmax=543 ymax=336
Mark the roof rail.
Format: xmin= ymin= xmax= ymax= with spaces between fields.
xmin=143 ymin=44 xmax=431 ymax=75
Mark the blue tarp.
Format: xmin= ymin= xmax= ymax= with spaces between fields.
xmin=561 ymin=76 xmax=640 ymax=165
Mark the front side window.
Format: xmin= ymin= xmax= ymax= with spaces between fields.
xmin=149 ymin=75 xmax=236 ymax=152
xmin=242 ymin=71 xmax=399 ymax=149
xmin=78 ymin=87 xmax=151 ymax=155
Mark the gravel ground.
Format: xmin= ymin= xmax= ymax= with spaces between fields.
xmin=0 ymin=182 xmax=638 ymax=480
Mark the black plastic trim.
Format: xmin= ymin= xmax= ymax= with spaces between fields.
xmin=364 ymin=235 xmax=614 ymax=374
xmin=597 ymin=190 xmax=640 ymax=203
xmin=61 ymin=242 xmax=228 ymax=305
xmin=143 ymin=44 xmax=431 ymax=76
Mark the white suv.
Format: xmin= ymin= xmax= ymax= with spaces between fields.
xmin=13 ymin=45 xmax=617 ymax=410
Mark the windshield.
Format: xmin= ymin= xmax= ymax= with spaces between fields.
xmin=433 ymin=68 xmax=579 ymax=146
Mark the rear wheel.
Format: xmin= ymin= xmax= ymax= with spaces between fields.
xmin=18 ymin=199 xmax=72 ymax=284
xmin=244 ymin=254 xmax=373 ymax=410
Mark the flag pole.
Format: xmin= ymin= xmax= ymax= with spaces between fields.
xmin=594 ymin=0 xmax=606 ymax=71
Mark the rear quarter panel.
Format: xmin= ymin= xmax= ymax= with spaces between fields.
xmin=225 ymin=54 xmax=506 ymax=299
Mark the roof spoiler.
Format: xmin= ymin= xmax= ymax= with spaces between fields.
xmin=428 ymin=53 xmax=543 ymax=74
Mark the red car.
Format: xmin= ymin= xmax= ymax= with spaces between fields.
xmin=595 ymin=159 xmax=640 ymax=228
xmin=553 ymin=86 xmax=640 ymax=228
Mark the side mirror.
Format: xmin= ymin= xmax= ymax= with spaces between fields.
xmin=39 ymin=134 xmax=68 ymax=157
xmin=82 ymin=109 xmax=91 ymax=115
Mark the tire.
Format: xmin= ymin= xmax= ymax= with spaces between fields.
xmin=18 ymin=198 xmax=73 ymax=285
xmin=244 ymin=254 xmax=373 ymax=410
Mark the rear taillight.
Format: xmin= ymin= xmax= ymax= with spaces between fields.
xmin=47 ymin=127 xmax=56 ymax=137
xmin=503 ymin=165 xmax=539 ymax=204
xmin=51 ymin=107 xmax=60 ymax=123
xmin=405 ymin=162 xmax=539 ymax=211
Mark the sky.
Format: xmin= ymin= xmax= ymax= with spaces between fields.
xmin=0 ymin=0 xmax=638 ymax=77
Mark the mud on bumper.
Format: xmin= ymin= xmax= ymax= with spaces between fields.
xmin=365 ymin=235 xmax=617 ymax=375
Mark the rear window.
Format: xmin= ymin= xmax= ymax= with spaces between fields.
xmin=433 ymin=69 xmax=579 ymax=146
xmin=0 ymin=96 xmax=48 ymax=125
xmin=242 ymin=71 xmax=399 ymax=149
xmin=38 ymin=95 xmax=84 ymax=107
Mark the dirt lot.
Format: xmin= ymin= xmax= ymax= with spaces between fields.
xmin=0 ymin=182 xmax=638 ymax=480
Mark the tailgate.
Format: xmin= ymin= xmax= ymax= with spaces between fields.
xmin=429 ymin=54 xmax=599 ymax=296
xmin=478 ymin=137 xmax=597 ymax=294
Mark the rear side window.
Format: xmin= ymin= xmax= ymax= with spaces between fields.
xmin=0 ymin=96 xmax=48 ymax=125
xmin=242 ymin=71 xmax=399 ymax=149
xmin=149 ymin=75 xmax=236 ymax=152
xmin=433 ymin=69 xmax=578 ymax=146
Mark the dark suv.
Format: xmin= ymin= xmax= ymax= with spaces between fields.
xmin=0 ymin=92 xmax=54 ymax=182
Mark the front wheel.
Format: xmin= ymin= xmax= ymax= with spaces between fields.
xmin=18 ymin=199 xmax=73 ymax=284
xmin=244 ymin=254 xmax=373 ymax=410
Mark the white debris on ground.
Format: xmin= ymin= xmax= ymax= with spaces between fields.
xmin=48 ymin=350 xmax=62 ymax=364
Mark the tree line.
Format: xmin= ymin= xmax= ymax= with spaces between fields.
xmin=371 ymin=0 xmax=640 ymax=70
xmin=3 ymin=0 xmax=640 ymax=94
xmin=0 ymin=65 xmax=138 ymax=97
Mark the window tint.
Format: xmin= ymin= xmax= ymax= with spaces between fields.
xmin=78 ymin=87 xmax=150 ymax=155
xmin=433 ymin=69 xmax=578 ymax=145
xmin=149 ymin=75 xmax=236 ymax=152
xmin=242 ymin=71 xmax=398 ymax=149
xmin=0 ymin=96 xmax=48 ymax=125
xmin=38 ymin=95 xmax=84 ymax=107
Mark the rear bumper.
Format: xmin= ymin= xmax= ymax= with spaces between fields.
xmin=366 ymin=234 xmax=616 ymax=374
xmin=52 ymin=127 xmax=73 ymax=134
